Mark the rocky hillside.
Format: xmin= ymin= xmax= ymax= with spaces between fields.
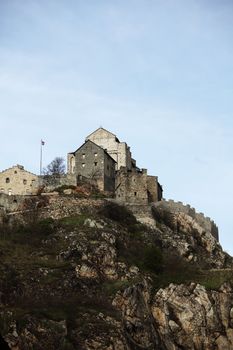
xmin=0 ymin=195 xmax=233 ymax=349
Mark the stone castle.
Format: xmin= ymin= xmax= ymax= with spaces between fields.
xmin=0 ymin=127 xmax=218 ymax=240
xmin=0 ymin=128 xmax=163 ymax=204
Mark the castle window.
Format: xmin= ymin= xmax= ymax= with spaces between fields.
xmin=82 ymin=154 xmax=85 ymax=159
xmin=107 ymin=165 xmax=109 ymax=170
xmin=14 ymin=171 xmax=17 ymax=174
xmin=134 ymin=192 xmax=137 ymax=196
xmin=23 ymin=179 xmax=27 ymax=185
xmin=94 ymin=153 xmax=98 ymax=157
xmin=82 ymin=163 xmax=85 ymax=168
xmin=94 ymin=162 xmax=98 ymax=166
xmin=0 ymin=188 xmax=4 ymax=193
xmin=6 ymin=178 xmax=10 ymax=183
xmin=8 ymin=189 xmax=12 ymax=196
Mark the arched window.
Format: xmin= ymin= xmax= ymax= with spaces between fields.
xmin=6 ymin=178 xmax=10 ymax=183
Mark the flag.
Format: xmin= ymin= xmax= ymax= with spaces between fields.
xmin=41 ymin=140 xmax=45 ymax=146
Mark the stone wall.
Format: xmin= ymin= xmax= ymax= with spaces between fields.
xmin=115 ymin=168 xmax=163 ymax=205
xmin=67 ymin=153 xmax=75 ymax=174
xmin=147 ymin=175 xmax=163 ymax=202
xmin=39 ymin=174 xmax=77 ymax=192
xmin=74 ymin=140 xmax=115 ymax=192
xmin=39 ymin=196 xmax=104 ymax=220
xmin=0 ymin=165 xmax=39 ymax=196
xmin=153 ymin=199 xmax=219 ymax=241
xmin=0 ymin=193 xmax=28 ymax=212
xmin=115 ymin=168 xmax=149 ymax=204
xmin=86 ymin=127 xmax=133 ymax=170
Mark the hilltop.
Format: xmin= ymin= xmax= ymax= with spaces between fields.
xmin=0 ymin=192 xmax=233 ymax=349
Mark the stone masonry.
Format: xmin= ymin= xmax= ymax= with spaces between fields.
xmin=68 ymin=140 xmax=116 ymax=192
xmin=0 ymin=128 xmax=219 ymax=243
xmin=85 ymin=127 xmax=134 ymax=170
xmin=153 ymin=199 xmax=219 ymax=241
xmin=0 ymin=165 xmax=39 ymax=196
xmin=115 ymin=167 xmax=162 ymax=205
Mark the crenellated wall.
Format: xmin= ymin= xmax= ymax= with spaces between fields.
xmin=153 ymin=199 xmax=219 ymax=241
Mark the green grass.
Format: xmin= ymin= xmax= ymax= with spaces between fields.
xmin=196 ymin=270 xmax=233 ymax=290
xmin=103 ymin=280 xmax=133 ymax=295
xmin=58 ymin=214 xmax=88 ymax=228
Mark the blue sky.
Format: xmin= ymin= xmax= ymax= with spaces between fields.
xmin=1 ymin=0 xmax=233 ymax=253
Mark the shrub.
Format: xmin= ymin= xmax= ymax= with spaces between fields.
xmin=197 ymin=270 xmax=233 ymax=290
xmin=158 ymin=252 xmax=199 ymax=286
xmin=58 ymin=215 xmax=87 ymax=228
xmin=36 ymin=218 xmax=56 ymax=235
xmin=141 ymin=245 xmax=163 ymax=274
xmin=151 ymin=206 xmax=175 ymax=230
xmin=99 ymin=202 xmax=137 ymax=227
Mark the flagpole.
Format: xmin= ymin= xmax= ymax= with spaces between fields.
xmin=40 ymin=140 xmax=43 ymax=175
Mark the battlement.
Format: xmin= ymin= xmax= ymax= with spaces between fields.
xmin=154 ymin=199 xmax=219 ymax=241
xmin=117 ymin=166 xmax=148 ymax=176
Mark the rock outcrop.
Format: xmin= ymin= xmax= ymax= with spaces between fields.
xmin=114 ymin=280 xmax=233 ymax=349
xmin=0 ymin=196 xmax=232 ymax=349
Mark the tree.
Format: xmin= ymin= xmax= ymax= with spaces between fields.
xmin=43 ymin=157 xmax=66 ymax=175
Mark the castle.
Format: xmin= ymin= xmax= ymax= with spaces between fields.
xmin=0 ymin=128 xmax=163 ymax=204
xmin=0 ymin=127 xmax=218 ymax=241
xmin=67 ymin=128 xmax=163 ymax=204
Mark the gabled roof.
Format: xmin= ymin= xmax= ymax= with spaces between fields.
xmin=72 ymin=140 xmax=117 ymax=163
xmin=85 ymin=127 xmax=117 ymax=141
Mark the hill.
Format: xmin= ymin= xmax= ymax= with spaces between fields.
xmin=0 ymin=194 xmax=233 ymax=349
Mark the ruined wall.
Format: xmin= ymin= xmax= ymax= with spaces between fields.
xmin=153 ymin=199 xmax=219 ymax=241
xmin=0 ymin=165 xmax=39 ymax=196
xmin=0 ymin=193 xmax=27 ymax=212
xmin=39 ymin=174 xmax=77 ymax=192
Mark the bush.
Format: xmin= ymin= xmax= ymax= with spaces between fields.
xmin=151 ymin=206 xmax=175 ymax=230
xmin=142 ymin=246 xmax=163 ymax=274
xmin=197 ymin=270 xmax=233 ymax=290
xmin=58 ymin=215 xmax=87 ymax=228
xmin=99 ymin=202 xmax=137 ymax=227
xmin=157 ymin=252 xmax=199 ymax=287
xmin=36 ymin=218 xmax=56 ymax=235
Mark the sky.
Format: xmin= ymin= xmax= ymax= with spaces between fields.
xmin=1 ymin=0 xmax=233 ymax=253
